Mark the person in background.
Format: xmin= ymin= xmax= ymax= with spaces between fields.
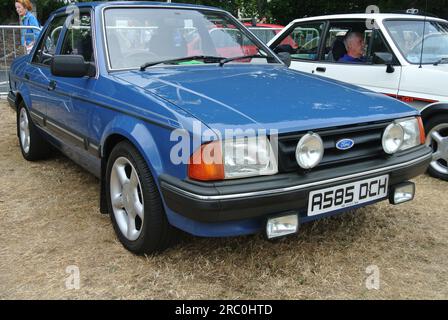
xmin=15 ymin=0 xmax=40 ymax=54
xmin=338 ymin=32 xmax=367 ymax=63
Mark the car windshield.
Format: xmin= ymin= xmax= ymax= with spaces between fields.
xmin=103 ymin=7 xmax=275 ymax=70
xmin=384 ymin=19 xmax=448 ymax=64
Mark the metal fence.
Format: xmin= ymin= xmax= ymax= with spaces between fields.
xmin=0 ymin=25 xmax=41 ymax=98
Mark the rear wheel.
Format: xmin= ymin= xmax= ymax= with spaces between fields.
xmin=106 ymin=141 xmax=177 ymax=254
xmin=17 ymin=102 xmax=51 ymax=161
xmin=425 ymin=115 xmax=448 ymax=181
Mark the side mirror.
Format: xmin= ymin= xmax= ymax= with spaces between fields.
xmin=277 ymin=52 xmax=291 ymax=67
xmin=51 ymin=55 xmax=95 ymax=78
xmin=373 ymin=52 xmax=395 ymax=73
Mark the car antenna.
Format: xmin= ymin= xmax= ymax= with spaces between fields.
xmin=418 ymin=0 xmax=429 ymax=68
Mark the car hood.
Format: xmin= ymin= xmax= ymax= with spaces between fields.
xmin=113 ymin=65 xmax=417 ymax=134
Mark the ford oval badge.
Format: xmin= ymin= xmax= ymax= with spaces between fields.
xmin=336 ymin=139 xmax=354 ymax=151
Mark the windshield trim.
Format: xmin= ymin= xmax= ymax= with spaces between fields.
xmin=382 ymin=18 xmax=448 ymax=65
xmin=101 ymin=5 xmax=281 ymax=72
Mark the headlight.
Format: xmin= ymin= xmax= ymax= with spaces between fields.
xmin=295 ymin=133 xmax=324 ymax=169
xmin=382 ymin=117 xmax=424 ymax=154
xmin=223 ymin=136 xmax=278 ymax=179
xmin=188 ymin=136 xmax=278 ymax=181
xmin=396 ymin=117 xmax=423 ymax=151
xmin=382 ymin=123 xmax=404 ymax=154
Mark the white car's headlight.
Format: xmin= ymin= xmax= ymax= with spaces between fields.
xmin=295 ymin=133 xmax=324 ymax=169
xmin=188 ymin=136 xmax=278 ymax=181
xmin=396 ymin=117 xmax=422 ymax=151
xmin=223 ymin=136 xmax=278 ymax=179
xmin=382 ymin=123 xmax=404 ymax=154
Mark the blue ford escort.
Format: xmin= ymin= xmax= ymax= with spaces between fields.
xmin=7 ymin=2 xmax=432 ymax=254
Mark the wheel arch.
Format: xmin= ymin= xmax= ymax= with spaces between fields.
xmin=15 ymin=92 xmax=24 ymax=109
xmin=420 ymin=103 xmax=448 ymax=125
xmin=99 ymin=122 xmax=166 ymax=214
xmin=15 ymin=92 xmax=26 ymax=138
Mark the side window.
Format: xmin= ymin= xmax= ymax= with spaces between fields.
xmin=368 ymin=29 xmax=394 ymax=64
xmin=323 ymin=26 xmax=348 ymax=61
xmin=322 ymin=21 xmax=372 ymax=63
xmin=275 ymin=22 xmax=325 ymax=61
xmin=60 ymin=12 xmax=94 ymax=62
xmin=32 ymin=15 xmax=67 ymax=66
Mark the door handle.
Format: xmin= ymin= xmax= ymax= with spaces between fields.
xmin=316 ymin=67 xmax=326 ymax=73
xmin=48 ymin=80 xmax=57 ymax=91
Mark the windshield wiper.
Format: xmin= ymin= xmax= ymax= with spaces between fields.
xmin=218 ymin=54 xmax=271 ymax=67
xmin=433 ymin=57 xmax=448 ymax=66
xmin=140 ymin=55 xmax=223 ymax=71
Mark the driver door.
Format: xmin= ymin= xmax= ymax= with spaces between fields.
xmin=271 ymin=20 xmax=402 ymax=96
xmin=25 ymin=14 xmax=68 ymax=120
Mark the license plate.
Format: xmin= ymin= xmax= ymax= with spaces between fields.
xmin=307 ymin=175 xmax=389 ymax=217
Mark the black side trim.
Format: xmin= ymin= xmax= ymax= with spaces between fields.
xmin=30 ymin=111 xmax=100 ymax=158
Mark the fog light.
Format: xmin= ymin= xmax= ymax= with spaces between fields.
xmin=296 ymin=133 xmax=324 ymax=169
xmin=390 ymin=182 xmax=415 ymax=205
xmin=382 ymin=123 xmax=404 ymax=154
xmin=266 ymin=213 xmax=299 ymax=239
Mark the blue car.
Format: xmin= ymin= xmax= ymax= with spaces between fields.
xmin=7 ymin=2 xmax=432 ymax=254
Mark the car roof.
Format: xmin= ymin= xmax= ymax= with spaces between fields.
xmin=287 ymin=13 xmax=448 ymax=24
xmin=53 ymin=1 xmax=222 ymax=14
xmin=244 ymin=23 xmax=285 ymax=29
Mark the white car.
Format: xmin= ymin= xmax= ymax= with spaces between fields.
xmin=268 ymin=13 xmax=448 ymax=180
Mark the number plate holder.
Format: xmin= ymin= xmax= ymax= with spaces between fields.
xmin=307 ymin=175 xmax=389 ymax=217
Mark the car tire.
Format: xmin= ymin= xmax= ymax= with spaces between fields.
xmin=106 ymin=141 xmax=177 ymax=254
xmin=17 ymin=102 xmax=52 ymax=161
xmin=425 ymin=114 xmax=448 ymax=181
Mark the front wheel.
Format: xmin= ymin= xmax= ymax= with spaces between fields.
xmin=425 ymin=114 xmax=448 ymax=181
xmin=106 ymin=141 xmax=177 ymax=254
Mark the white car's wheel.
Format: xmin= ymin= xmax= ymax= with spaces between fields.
xmin=425 ymin=115 xmax=448 ymax=181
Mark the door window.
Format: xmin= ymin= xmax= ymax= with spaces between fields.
xmin=32 ymin=15 xmax=68 ymax=66
xmin=322 ymin=20 xmax=395 ymax=64
xmin=60 ymin=11 xmax=94 ymax=62
xmin=274 ymin=22 xmax=325 ymax=61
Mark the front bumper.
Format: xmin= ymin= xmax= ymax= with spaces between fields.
xmin=160 ymin=145 xmax=432 ymax=223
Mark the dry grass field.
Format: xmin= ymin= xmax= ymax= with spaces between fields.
xmin=0 ymin=101 xmax=447 ymax=299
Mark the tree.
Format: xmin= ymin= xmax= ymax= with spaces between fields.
xmin=1 ymin=0 xmax=447 ymax=26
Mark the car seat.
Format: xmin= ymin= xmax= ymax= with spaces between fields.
xmin=327 ymin=36 xmax=347 ymax=61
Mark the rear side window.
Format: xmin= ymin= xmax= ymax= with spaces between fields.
xmin=32 ymin=15 xmax=67 ymax=66
xmin=60 ymin=11 xmax=94 ymax=62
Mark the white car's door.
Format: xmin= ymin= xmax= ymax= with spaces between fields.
xmin=270 ymin=20 xmax=326 ymax=76
xmin=271 ymin=19 xmax=402 ymax=96
xmin=311 ymin=61 xmax=401 ymax=96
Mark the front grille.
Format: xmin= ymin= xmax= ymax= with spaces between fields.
xmin=276 ymin=121 xmax=391 ymax=173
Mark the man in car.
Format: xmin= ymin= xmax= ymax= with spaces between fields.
xmin=339 ymin=32 xmax=367 ymax=63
